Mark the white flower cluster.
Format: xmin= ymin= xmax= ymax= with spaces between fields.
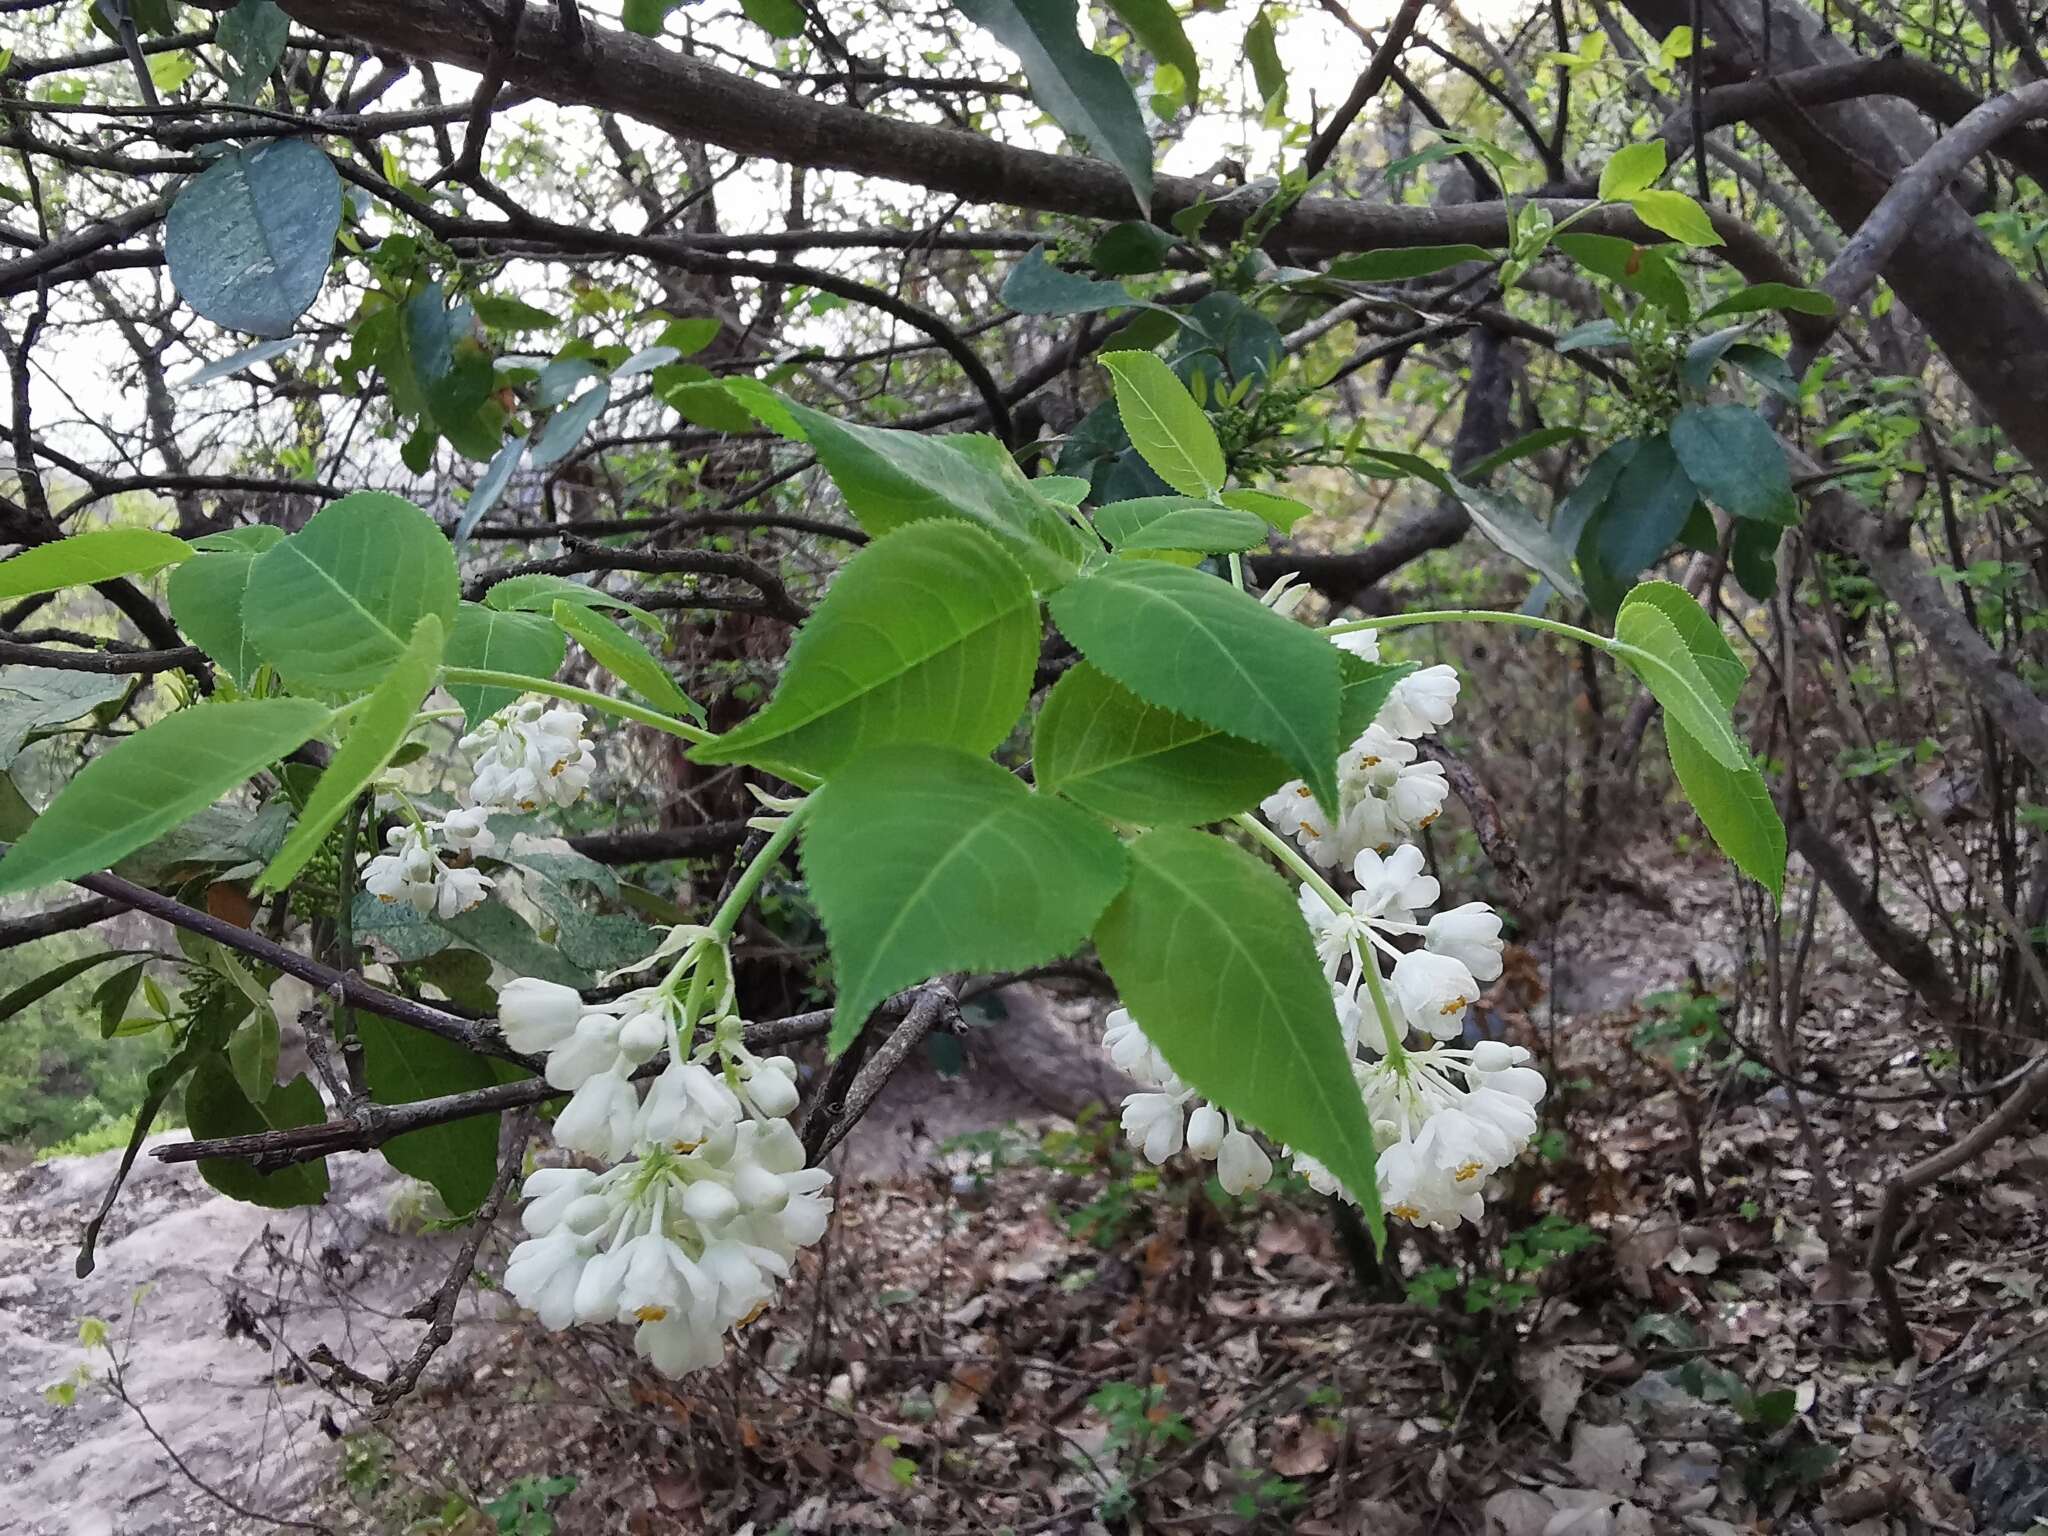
xmin=1103 ymin=616 xmax=1546 ymax=1230
xmin=1104 ymin=1008 xmax=1276 ymax=1195
xmin=1289 ymin=841 xmax=1544 ymax=1227
xmin=362 ymin=809 xmax=495 ymax=918
xmin=1259 ymin=626 xmax=1459 ymax=871
xmin=496 ymin=968 xmax=830 ymax=1377
xmin=460 ymin=699 xmax=596 ymax=812
xmin=361 ymin=700 xmax=594 ymax=918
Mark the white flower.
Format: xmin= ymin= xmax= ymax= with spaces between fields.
xmin=1378 ymin=663 xmax=1460 ymax=737
xmin=1389 ymin=949 xmax=1481 ymax=1040
xmin=553 ymin=1068 xmax=642 ymax=1161
xmin=1386 ymin=759 xmax=1449 ymax=830
xmin=433 ymin=862 xmax=492 ymax=918
xmin=1331 ymin=627 xmax=1381 ymax=661
xmin=1377 ymin=1139 xmax=1486 ymax=1229
xmin=499 ymin=978 xmax=585 ymax=1055
xmin=434 ymin=805 xmax=497 ymax=855
xmin=504 ymin=1228 xmax=591 ymax=1328
xmin=1351 ymin=844 xmax=1439 ymax=925
xmin=462 ymin=700 xmax=597 ymax=812
xmin=1120 ymin=1090 xmax=1189 ymax=1164
xmin=1103 ymin=1007 xmax=1178 ymax=1089
xmin=1426 ymin=901 xmax=1505 ymax=983
xmin=637 ymin=1055 xmax=743 ymax=1147
xmin=363 ymin=825 xmax=438 ymax=913
xmin=1216 ymin=1128 xmax=1273 ymax=1195
xmin=507 ymin=1117 xmax=833 ymax=1378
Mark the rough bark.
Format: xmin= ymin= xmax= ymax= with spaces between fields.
xmin=1619 ymin=0 xmax=2048 ymax=473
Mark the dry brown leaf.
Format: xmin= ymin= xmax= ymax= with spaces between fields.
xmin=1270 ymin=1415 xmax=1339 ymax=1476
xmin=1566 ymin=1422 xmax=1644 ymax=1495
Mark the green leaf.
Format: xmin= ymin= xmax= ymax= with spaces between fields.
xmin=1586 ymin=433 xmax=1697 ymax=604
xmin=1610 ymin=602 xmax=1746 ymax=772
xmin=1628 ymin=189 xmax=1723 ymax=248
xmin=1048 ymin=559 xmax=1343 ymax=815
xmin=957 ymin=0 xmax=1154 ymax=213
xmin=1093 ymin=497 xmax=1268 ymax=553
xmin=215 ymin=0 xmax=288 ymax=104
xmin=439 ymin=901 xmax=592 ymax=988
xmin=1462 ymin=425 xmax=1584 ymax=482
xmin=1003 ymin=245 xmax=1146 ymax=316
xmin=1668 ymin=405 xmax=1797 ymax=527
xmin=695 ymin=522 xmax=1039 ymax=780
xmin=92 ymin=960 xmax=149 ymax=1037
xmin=165 ymin=140 xmax=340 ymax=336
xmin=184 ymin=1056 xmax=330 ymax=1207
xmin=444 ymin=603 xmax=565 ymax=725
xmin=0 ymin=698 xmax=331 ymax=896
xmin=1245 ymin=7 xmax=1286 ymax=109
xmin=1324 ymin=245 xmax=1492 ymax=281
xmin=1698 ymin=282 xmax=1835 ymax=321
xmin=803 ymin=744 xmax=1128 ymax=1052
xmin=1107 ymin=0 xmax=1199 ymax=105
xmin=453 ymin=437 xmax=526 ymax=544
xmin=1553 ymin=233 xmax=1691 ymax=318
xmin=1090 ymin=220 xmax=1180 ymax=276
xmin=227 ymin=1008 xmax=279 ymax=1103
xmin=0 ymin=529 xmax=191 ymax=601
xmin=1034 ymin=662 xmax=1291 ymax=825
xmin=1219 ymin=488 xmax=1313 ymax=532
xmin=0 ymin=949 xmax=152 ymax=1023
xmin=174 ymin=336 xmax=302 ymax=390
xmin=1094 ymin=827 xmax=1381 ymax=1236
xmin=474 ymin=294 xmax=559 ymax=333
xmin=356 ymin=1013 xmax=501 ymax=1215
xmin=258 ymin=614 xmax=444 ymax=893
xmin=0 ymin=667 xmax=126 ymax=770
xmin=243 ymin=491 xmax=459 ymax=691
xmin=551 ymin=601 xmax=703 ymax=721
xmin=740 ymin=0 xmax=806 ymax=36
xmin=743 ymin=393 xmax=1086 ymax=589
xmin=168 ymin=544 xmax=274 ymax=687
xmin=1619 ymin=581 xmax=1784 ymax=898
xmin=1731 ymin=520 xmax=1782 ymax=600
xmin=1100 ymin=351 xmax=1225 ymax=499
xmin=1722 ymin=343 xmax=1800 ymax=404
xmin=1599 ymin=141 xmax=1667 ymax=200
xmin=1337 ymin=653 xmax=1418 ymax=739
xmin=528 ymin=380 xmax=611 ymax=468
xmin=482 ymin=573 xmax=658 ymax=627
xmin=1449 ymin=479 xmax=1586 ymax=601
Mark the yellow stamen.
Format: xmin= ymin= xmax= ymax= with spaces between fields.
xmin=1390 ymin=1203 xmax=1422 ymax=1223
xmin=738 ymin=1301 xmax=770 ymax=1328
xmin=1454 ymin=1161 xmax=1484 ymax=1183
xmin=1441 ymin=996 xmax=1470 ymax=1014
xmin=634 ymin=1305 xmax=669 ymax=1323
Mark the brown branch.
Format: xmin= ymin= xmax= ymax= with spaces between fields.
xmin=0 ymin=894 xmax=126 ymax=951
xmin=1868 ymin=1052 xmax=2048 ymax=1360
xmin=1416 ymin=739 xmax=1535 ymax=909
xmin=311 ymin=1109 xmax=534 ymax=1409
xmin=1662 ymin=55 xmax=2048 ymax=188
xmin=0 ymin=638 xmax=206 ymax=673
xmin=1303 ymin=0 xmax=1428 ymax=179
xmin=802 ymin=979 xmax=959 ymax=1162
xmin=261 ymin=0 xmax=1810 ymax=292
xmin=75 ymin=872 xmax=524 ymax=1062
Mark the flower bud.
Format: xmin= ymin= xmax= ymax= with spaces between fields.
xmin=1469 ymin=1039 xmax=1515 ymax=1073
xmin=1185 ymin=1104 xmax=1225 ymax=1158
xmin=742 ymin=1061 xmax=800 ymax=1119
xmin=617 ymin=1006 xmax=671 ymax=1063
xmin=498 ymin=977 xmax=585 ymax=1055
xmin=682 ymin=1181 xmax=740 ymax=1226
